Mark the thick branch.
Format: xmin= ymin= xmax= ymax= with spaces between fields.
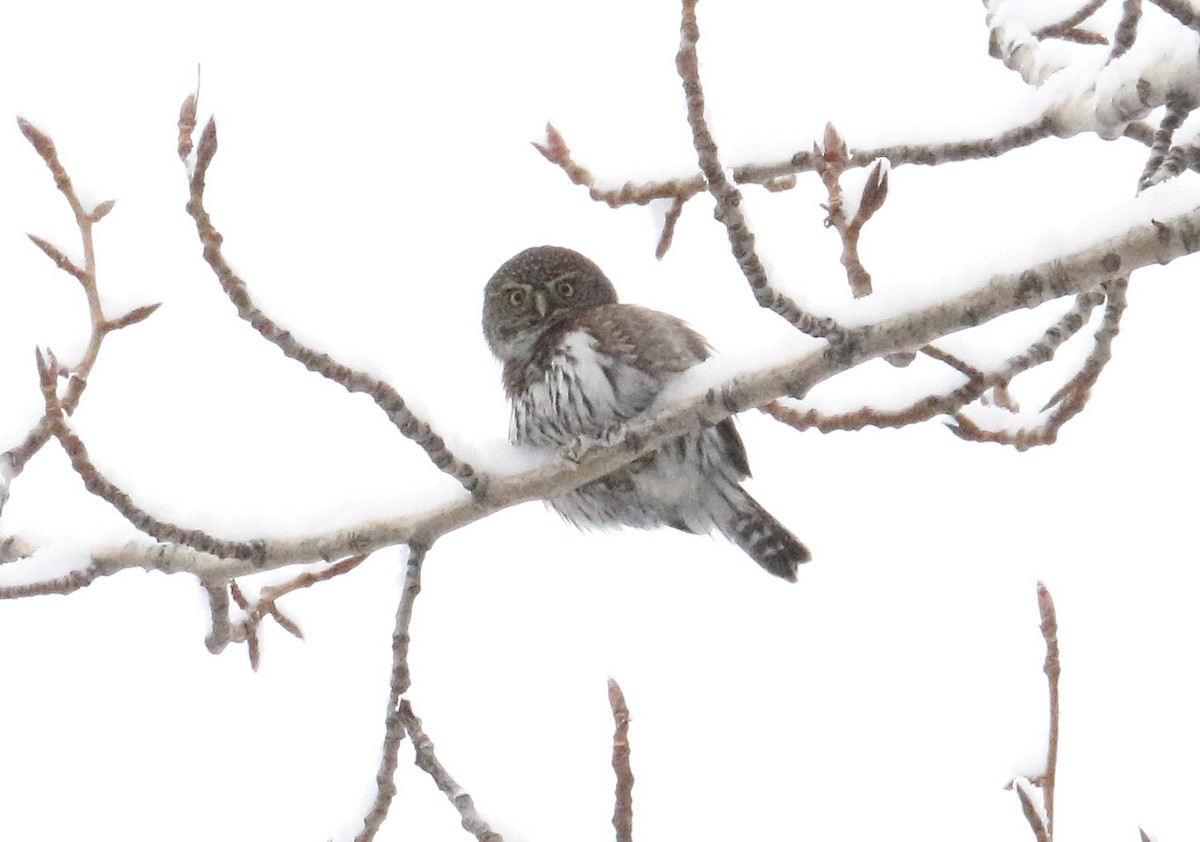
xmin=5 ymin=201 xmax=1192 ymax=593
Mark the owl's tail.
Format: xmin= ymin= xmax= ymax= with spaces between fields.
xmin=716 ymin=488 xmax=811 ymax=582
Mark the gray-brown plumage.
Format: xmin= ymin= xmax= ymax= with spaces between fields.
xmin=482 ymin=245 xmax=809 ymax=581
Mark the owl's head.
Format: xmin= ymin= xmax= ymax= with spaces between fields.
xmin=482 ymin=245 xmax=619 ymax=361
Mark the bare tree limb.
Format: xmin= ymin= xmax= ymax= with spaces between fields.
xmin=1033 ymin=0 xmax=1108 ymax=40
xmin=609 ymin=678 xmax=634 ymax=842
xmin=4 ymin=204 xmax=1192 ymax=592
xmin=356 ymin=547 xmax=424 ymax=841
xmin=763 ymin=289 xmax=1105 ymax=435
xmin=1139 ymin=97 xmax=1191 ymax=191
xmin=812 ymin=123 xmax=889 ymax=297
xmin=1036 ymin=582 xmax=1061 ymax=837
xmin=1146 ymin=0 xmax=1200 ymax=30
xmin=183 ymin=116 xmax=487 ymax=496
xmin=1 ymin=119 xmax=160 ymax=524
xmin=1013 ymin=776 xmax=1052 ymax=842
xmin=397 ymin=698 xmax=503 ymax=842
xmin=949 ymin=277 xmax=1128 ymax=449
xmin=540 ymin=118 xmax=1054 ymax=218
xmin=676 ymin=0 xmax=843 ymax=341
xmin=1110 ymin=0 xmax=1144 ymax=60
xmin=1006 ymin=582 xmax=1062 ymax=841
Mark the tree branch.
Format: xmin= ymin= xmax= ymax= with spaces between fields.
xmin=397 ymin=698 xmax=503 ymax=842
xmin=609 ymin=678 xmax=634 ymax=842
xmin=676 ymin=0 xmax=843 ymax=341
xmin=3 ymin=200 xmax=1191 ymax=595
xmin=1 ymin=119 xmax=160 ymax=527
xmin=183 ymin=116 xmax=486 ymax=496
xmin=357 ymin=547 xmax=425 ymax=841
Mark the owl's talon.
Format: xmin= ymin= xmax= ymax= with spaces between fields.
xmin=562 ymin=436 xmax=592 ymax=464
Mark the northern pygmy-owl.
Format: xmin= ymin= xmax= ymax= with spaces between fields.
xmin=482 ymin=245 xmax=810 ymax=581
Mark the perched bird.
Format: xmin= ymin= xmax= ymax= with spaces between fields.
xmin=482 ymin=245 xmax=810 ymax=581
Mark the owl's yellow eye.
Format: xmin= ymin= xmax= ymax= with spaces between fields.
xmin=555 ymin=280 xmax=575 ymax=298
xmin=507 ymin=288 xmax=527 ymax=306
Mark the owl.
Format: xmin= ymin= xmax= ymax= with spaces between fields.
xmin=482 ymin=245 xmax=810 ymax=581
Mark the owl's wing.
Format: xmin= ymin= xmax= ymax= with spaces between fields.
xmin=512 ymin=304 xmax=750 ymax=478
xmin=567 ymin=304 xmax=752 ymax=477
xmin=571 ymin=304 xmax=710 ymax=419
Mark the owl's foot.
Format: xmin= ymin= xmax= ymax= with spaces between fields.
xmin=561 ymin=423 xmax=634 ymax=464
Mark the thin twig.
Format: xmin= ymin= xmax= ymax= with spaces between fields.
xmin=655 ymin=197 xmax=686 ymax=259
xmin=1145 ymin=0 xmax=1200 ymax=29
xmin=225 ymin=554 xmax=369 ymax=668
xmin=1013 ymin=777 xmax=1052 ymax=842
xmin=1138 ymin=96 xmax=1190 ymax=191
xmin=949 ymin=278 xmax=1127 ymax=449
xmin=609 ymin=678 xmax=634 ymax=842
xmin=203 ymin=578 xmax=234 ymax=655
xmin=1109 ymin=0 xmax=1143 ymax=61
xmin=398 ymin=699 xmax=504 ymax=842
xmin=762 ymin=290 xmax=1104 ymax=435
xmin=183 ymin=114 xmax=486 ymax=496
xmin=676 ymin=0 xmax=843 ymax=341
xmin=41 ymin=403 xmax=268 ymax=564
xmin=1036 ymin=582 xmax=1061 ymax=837
xmin=812 ymin=124 xmax=889 ymax=297
xmin=0 ymin=563 xmax=101 ymax=599
xmin=2 ymin=119 xmax=160 ymax=518
xmin=540 ymin=118 xmax=1054 ymax=214
xmin=356 ymin=546 xmax=425 ymax=842
xmin=1033 ymin=0 xmax=1108 ymax=39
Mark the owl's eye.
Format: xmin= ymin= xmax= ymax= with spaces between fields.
xmin=555 ymin=280 xmax=575 ymax=298
xmin=507 ymin=288 xmax=527 ymax=306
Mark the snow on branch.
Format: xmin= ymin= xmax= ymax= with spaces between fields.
xmin=3 ymin=2 xmax=1200 ymax=839
xmin=1 ymin=192 xmax=1190 ymax=598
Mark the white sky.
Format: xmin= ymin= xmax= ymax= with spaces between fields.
xmin=1 ymin=2 xmax=1199 ymax=841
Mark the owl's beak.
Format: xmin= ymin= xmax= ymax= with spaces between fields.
xmin=534 ymin=290 xmax=549 ymax=317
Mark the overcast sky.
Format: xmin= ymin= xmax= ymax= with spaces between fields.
xmin=1 ymin=2 xmax=1198 ymax=841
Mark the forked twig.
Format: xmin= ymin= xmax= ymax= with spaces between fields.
xmin=220 ymin=554 xmax=368 ymax=668
xmin=398 ymin=699 xmax=504 ymax=842
xmin=1138 ymin=96 xmax=1190 ymax=191
xmin=1012 ymin=777 xmax=1052 ymax=842
xmin=813 ymin=123 xmax=889 ymax=297
xmin=540 ymin=118 xmax=1054 ymax=223
xmin=2 ymin=119 xmax=160 ymax=522
xmin=1033 ymin=0 xmax=1108 ymax=40
xmin=949 ymin=279 xmax=1126 ymax=449
xmin=762 ymin=289 xmax=1104 ymax=435
xmin=357 ymin=546 xmax=425 ymax=842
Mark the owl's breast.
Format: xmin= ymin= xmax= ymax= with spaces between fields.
xmin=509 ymin=329 xmax=660 ymax=446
